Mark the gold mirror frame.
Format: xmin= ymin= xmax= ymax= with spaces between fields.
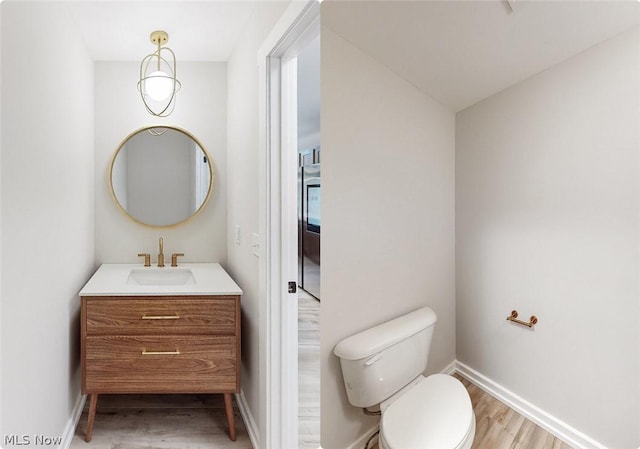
xmin=108 ymin=125 xmax=215 ymax=228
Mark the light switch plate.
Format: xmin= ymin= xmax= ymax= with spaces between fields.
xmin=251 ymin=233 xmax=260 ymax=258
xmin=234 ymin=225 xmax=241 ymax=245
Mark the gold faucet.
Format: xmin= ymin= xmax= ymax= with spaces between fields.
xmin=171 ymin=253 xmax=184 ymax=267
xmin=137 ymin=253 xmax=151 ymax=267
xmin=158 ymin=237 xmax=165 ymax=267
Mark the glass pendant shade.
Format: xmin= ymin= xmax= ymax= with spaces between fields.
xmin=145 ymin=70 xmax=173 ymax=101
xmin=137 ymin=31 xmax=181 ymax=117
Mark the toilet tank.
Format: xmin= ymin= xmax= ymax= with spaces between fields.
xmin=333 ymin=306 xmax=437 ymax=408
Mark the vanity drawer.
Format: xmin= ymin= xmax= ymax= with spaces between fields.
xmin=84 ymin=296 xmax=238 ymax=335
xmin=84 ymin=335 xmax=238 ymax=393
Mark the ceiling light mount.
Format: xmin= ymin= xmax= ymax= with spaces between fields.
xmin=137 ymin=30 xmax=181 ymax=117
xmin=150 ymin=30 xmax=168 ymax=46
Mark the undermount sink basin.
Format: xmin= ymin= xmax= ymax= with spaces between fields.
xmin=126 ymin=268 xmax=196 ymax=286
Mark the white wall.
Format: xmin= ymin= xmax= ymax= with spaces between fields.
xmin=1 ymin=2 xmax=95 ymax=441
xmin=456 ymin=27 xmax=640 ymax=449
xmin=226 ymin=1 xmax=290 ymax=443
xmin=94 ymin=62 xmax=227 ymax=264
xmin=320 ymin=25 xmax=456 ymax=449
xmin=0 ymin=2 xmax=4 ymax=438
xmin=297 ymin=34 xmax=321 ymax=152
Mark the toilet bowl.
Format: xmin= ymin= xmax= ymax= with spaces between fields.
xmin=378 ymin=374 xmax=475 ymax=449
xmin=333 ymin=306 xmax=476 ymax=449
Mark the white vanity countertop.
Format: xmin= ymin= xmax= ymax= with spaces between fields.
xmin=79 ymin=263 xmax=243 ymax=296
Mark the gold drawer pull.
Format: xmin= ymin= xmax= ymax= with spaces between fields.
xmin=141 ymin=349 xmax=181 ymax=355
xmin=141 ymin=314 xmax=180 ymax=320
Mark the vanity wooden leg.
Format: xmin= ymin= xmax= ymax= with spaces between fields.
xmin=85 ymin=394 xmax=98 ymax=442
xmin=223 ymin=393 xmax=236 ymax=441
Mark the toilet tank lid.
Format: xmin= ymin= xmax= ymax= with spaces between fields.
xmin=334 ymin=306 xmax=437 ymax=361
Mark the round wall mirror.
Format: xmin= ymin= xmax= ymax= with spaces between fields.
xmin=109 ymin=126 xmax=214 ymax=227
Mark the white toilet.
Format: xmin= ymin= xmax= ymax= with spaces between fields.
xmin=334 ymin=306 xmax=476 ymax=449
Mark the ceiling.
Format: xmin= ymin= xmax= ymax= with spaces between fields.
xmin=8 ymin=0 xmax=638 ymax=113
xmin=64 ymin=1 xmax=263 ymax=61
xmin=323 ymin=0 xmax=640 ymax=111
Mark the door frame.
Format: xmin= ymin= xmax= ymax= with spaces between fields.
xmin=257 ymin=2 xmax=320 ymax=448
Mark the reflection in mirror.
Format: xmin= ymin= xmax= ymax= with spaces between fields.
xmin=109 ymin=126 xmax=213 ymax=227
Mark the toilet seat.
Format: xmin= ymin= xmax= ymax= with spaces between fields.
xmin=379 ymin=374 xmax=475 ymax=449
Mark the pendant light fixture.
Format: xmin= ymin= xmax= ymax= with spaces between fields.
xmin=137 ymin=30 xmax=181 ymax=117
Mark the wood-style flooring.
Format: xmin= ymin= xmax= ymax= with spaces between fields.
xmin=71 ymin=290 xmax=571 ymax=449
xmin=371 ymin=373 xmax=573 ymax=449
xmin=298 ymin=290 xmax=320 ymax=449
xmin=70 ymin=393 xmax=252 ymax=449
xmin=455 ymin=374 xmax=574 ymax=449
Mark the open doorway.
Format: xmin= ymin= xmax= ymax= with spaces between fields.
xmin=296 ymin=34 xmax=320 ymax=449
xmin=257 ymin=2 xmax=320 ymax=447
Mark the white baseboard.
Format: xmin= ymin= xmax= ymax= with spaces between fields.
xmin=347 ymin=360 xmax=608 ymax=449
xmin=440 ymin=360 xmax=457 ymax=375
xmin=235 ymin=389 xmax=260 ymax=449
xmin=345 ymin=425 xmax=379 ymax=449
xmin=454 ymin=361 xmax=608 ymax=449
xmin=57 ymin=362 xmax=606 ymax=449
xmin=58 ymin=393 xmax=86 ymax=449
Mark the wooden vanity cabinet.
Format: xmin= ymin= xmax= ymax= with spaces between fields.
xmin=80 ymin=294 xmax=241 ymax=442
